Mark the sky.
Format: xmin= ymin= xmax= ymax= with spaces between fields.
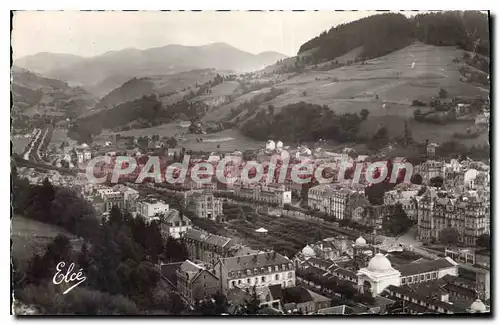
xmin=12 ymin=11 xmax=420 ymax=59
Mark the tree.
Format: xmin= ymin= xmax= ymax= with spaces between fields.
xmin=382 ymin=204 xmax=412 ymax=236
xmin=430 ymin=176 xmax=444 ymax=188
xmin=168 ymin=292 xmax=186 ymax=315
xmin=439 ymin=88 xmax=448 ymax=98
xmin=439 ymin=228 xmax=459 ymax=246
xmin=163 ymin=237 xmax=189 ymax=263
xmin=360 ymin=109 xmax=370 ymax=120
xmin=166 ymin=137 xmax=177 ymax=148
xmin=476 ymin=233 xmax=490 ymax=250
xmin=410 ymin=173 xmax=423 ymax=185
xmin=244 ymin=286 xmax=261 ymax=315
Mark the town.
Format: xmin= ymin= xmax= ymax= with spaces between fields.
xmin=10 ymin=10 xmax=491 ymax=316
xmin=12 ymin=128 xmax=491 ymax=315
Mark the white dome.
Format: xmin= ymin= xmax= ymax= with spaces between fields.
xmin=367 ymin=253 xmax=393 ymax=273
xmin=302 ymin=245 xmax=316 ymax=257
xmin=355 ymin=236 xmax=367 ymax=246
xmin=266 ymin=140 xmax=276 ymax=150
xmin=469 ymin=299 xmax=487 ymax=313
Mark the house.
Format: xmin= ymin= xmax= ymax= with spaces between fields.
xmin=136 ymin=198 xmax=169 ymax=220
xmin=426 ymin=143 xmax=439 ymax=158
xmin=281 ymin=285 xmax=331 ymax=314
xmin=185 ymin=191 xmax=223 ymax=220
xmin=455 ymin=103 xmax=471 ymax=116
xmin=182 ymin=228 xmax=233 ymax=267
xmin=101 ymin=191 xmax=125 ymax=213
xmin=214 ymin=251 xmax=296 ymax=294
xmin=176 ymin=260 xmax=220 ymax=306
xmin=160 ymin=209 xmax=192 ymax=239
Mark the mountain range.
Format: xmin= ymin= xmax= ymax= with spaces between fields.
xmin=14 ymin=43 xmax=287 ymax=97
xmin=11 ymin=66 xmax=96 ymax=117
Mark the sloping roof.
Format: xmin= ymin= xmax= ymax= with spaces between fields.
xmin=385 ymin=285 xmax=466 ymax=313
xmin=308 ymin=289 xmax=331 ymax=303
xmin=227 ymin=287 xmax=250 ymax=306
xmin=180 ymin=260 xmax=203 ymax=273
xmin=318 ymin=305 xmax=346 ymax=315
xmin=258 ymin=307 xmax=283 ymax=315
xmin=163 ymin=209 xmax=190 ymax=225
xmin=160 ymin=262 xmax=183 ymax=286
xmin=220 ymin=251 xmax=290 ymax=273
xmin=184 ymin=228 xmax=232 ymax=248
xmin=282 ymin=286 xmax=313 ymax=304
xmin=307 ymin=257 xmax=335 ymax=270
xmin=268 ymin=284 xmax=283 ymax=301
xmin=396 ymin=258 xmax=457 ymax=277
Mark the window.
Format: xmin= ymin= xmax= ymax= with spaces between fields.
xmin=275 ymin=274 xmax=279 ymax=280
xmin=402 ymin=278 xmax=406 ymax=285
xmin=288 ymin=272 xmax=292 ymax=279
xmin=238 ymin=280 xmax=242 ymax=284
xmin=275 ymin=265 xmax=279 ymax=272
xmin=261 ymin=276 xmax=266 ymax=282
xmin=247 ymin=278 xmax=251 ymax=284
xmin=413 ymin=276 xmax=417 ymax=282
xmin=255 ymin=277 xmax=259 ymax=284
xmin=231 ymin=281 xmax=235 ymax=287
xmin=426 ymin=274 xmax=431 ymax=280
xmin=420 ymin=275 xmax=424 ymax=281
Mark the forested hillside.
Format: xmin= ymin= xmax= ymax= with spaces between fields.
xmin=298 ymin=11 xmax=489 ymax=63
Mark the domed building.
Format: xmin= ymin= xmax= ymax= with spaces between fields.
xmin=355 ymin=236 xmax=367 ymax=246
xmin=468 ymin=299 xmax=488 ymax=313
xmin=357 ymin=253 xmax=401 ymax=297
xmin=276 ymin=141 xmax=284 ymax=151
xmin=301 ymin=245 xmax=316 ymax=258
xmin=265 ymin=140 xmax=276 ymax=151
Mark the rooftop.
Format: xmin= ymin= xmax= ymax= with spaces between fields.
xmin=219 ymin=251 xmax=290 ymax=273
xmin=395 ymin=257 xmax=457 ymax=277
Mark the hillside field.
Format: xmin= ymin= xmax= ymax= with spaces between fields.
xmin=11 ymin=215 xmax=79 ymax=270
xmin=98 ymin=123 xmax=262 ymax=152
xmin=202 ymin=43 xmax=489 ymax=148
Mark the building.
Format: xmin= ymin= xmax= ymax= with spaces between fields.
xmin=308 ymin=185 xmax=362 ymax=220
xmin=357 ymin=253 xmax=402 ymax=297
xmin=455 ymin=103 xmax=471 ymax=116
xmin=308 ymin=184 xmax=335 ymax=215
xmin=395 ymin=257 xmax=459 ymax=286
xmin=136 ymin=198 xmax=169 ymax=220
xmin=183 ymin=228 xmax=256 ymax=267
xmin=281 ymin=286 xmax=331 ymax=314
xmin=102 ymin=191 xmax=125 ymax=213
xmin=416 ymin=161 xmax=446 ymax=183
xmin=384 ymin=189 xmax=419 ymax=220
xmin=214 ymin=251 xmax=296 ymax=294
xmin=382 ymin=285 xmax=467 ymax=314
xmin=176 ymin=260 xmax=220 ymax=305
xmin=234 ymin=183 xmax=292 ymax=207
xmin=444 ymin=248 xmax=476 ymax=265
xmin=426 ymin=143 xmax=439 ymax=158
xmin=160 ymin=209 xmax=192 ymax=239
xmin=416 ymin=194 xmax=489 ymax=245
xmin=112 ymin=184 xmax=139 ymax=211
xmin=185 ymin=191 xmax=223 ymax=220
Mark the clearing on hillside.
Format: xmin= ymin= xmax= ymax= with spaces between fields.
xmin=11 ymin=215 xmax=80 ymax=270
